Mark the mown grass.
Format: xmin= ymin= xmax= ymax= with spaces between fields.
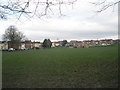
xmin=2 ymin=45 xmax=118 ymax=88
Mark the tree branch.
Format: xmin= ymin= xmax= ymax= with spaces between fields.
xmin=0 ymin=0 xmax=78 ymax=19
xmin=90 ymin=0 xmax=120 ymax=13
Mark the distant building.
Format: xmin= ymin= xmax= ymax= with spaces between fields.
xmin=0 ymin=41 xmax=8 ymax=50
xmin=8 ymin=41 xmax=21 ymax=49
xmin=32 ymin=41 xmax=42 ymax=49
xmin=52 ymin=42 xmax=61 ymax=47
xmin=112 ymin=39 xmax=119 ymax=44
xmin=70 ymin=40 xmax=78 ymax=47
xmin=21 ymin=41 xmax=25 ymax=49
xmin=25 ymin=40 xmax=31 ymax=49
xmin=69 ymin=40 xmax=89 ymax=48
xmin=0 ymin=39 xmax=118 ymax=50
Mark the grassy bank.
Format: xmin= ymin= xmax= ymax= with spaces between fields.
xmin=2 ymin=45 xmax=118 ymax=88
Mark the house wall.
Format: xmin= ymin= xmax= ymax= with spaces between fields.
xmin=55 ymin=43 xmax=60 ymax=47
xmin=3 ymin=43 xmax=8 ymax=50
xmin=51 ymin=42 xmax=55 ymax=47
xmin=52 ymin=42 xmax=60 ymax=47
xmin=34 ymin=43 xmax=40 ymax=48
xmin=32 ymin=42 xmax=42 ymax=48
xmin=25 ymin=40 xmax=31 ymax=49
xmin=0 ymin=44 xmax=3 ymax=50
xmin=8 ymin=41 xmax=21 ymax=49
xmin=0 ymin=42 xmax=8 ymax=50
xmin=21 ymin=44 xmax=25 ymax=49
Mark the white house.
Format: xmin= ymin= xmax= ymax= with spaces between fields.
xmin=0 ymin=41 xmax=8 ymax=50
xmin=0 ymin=42 xmax=2 ymax=50
xmin=52 ymin=42 xmax=60 ymax=47
xmin=21 ymin=42 xmax=26 ymax=49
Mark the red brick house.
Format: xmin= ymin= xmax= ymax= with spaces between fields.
xmin=8 ymin=41 xmax=21 ymax=49
xmin=25 ymin=40 xmax=31 ymax=49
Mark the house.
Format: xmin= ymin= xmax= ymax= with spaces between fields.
xmin=51 ymin=42 xmax=55 ymax=47
xmin=65 ymin=42 xmax=70 ymax=47
xmin=59 ymin=41 xmax=64 ymax=46
xmin=25 ymin=40 xmax=32 ymax=49
xmin=70 ymin=40 xmax=85 ymax=48
xmin=0 ymin=41 xmax=8 ymax=50
xmin=83 ymin=40 xmax=91 ymax=44
xmin=81 ymin=43 xmax=89 ymax=48
xmin=89 ymin=40 xmax=97 ymax=46
xmin=32 ymin=41 xmax=42 ymax=49
xmin=21 ymin=41 xmax=25 ymax=49
xmin=113 ymin=39 xmax=119 ymax=44
xmin=98 ymin=39 xmax=113 ymax=46
xmin=52 ymin=42 xmax=60 ymax=47
xmin=8 ymin=41 xmax=21 ymax=49
xmin=0 ymin=42 xmax=2 ymax=50
xmin=105 ymin=39 xmax=114 ymax=45
xmin=70 ymin=40 xmax=78 ymax=47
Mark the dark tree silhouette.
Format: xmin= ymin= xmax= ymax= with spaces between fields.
xmin=42 ymin=39 xmax=52 ymax=48
xmin=62 ymin=40 xmax=67 ymax=46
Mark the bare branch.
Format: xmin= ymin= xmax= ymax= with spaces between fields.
xmin=0 ymin=0 xmax=78 ymax=19
xmin=0 ymin=4 xmax=31 ymax=13
xmin=89 ymin=0 xmax=107 ymax=6
xmin=90 ymin=0 xmax=120 ymax=13
xmin=32 ymin=0 xmax=40 ymax=17
xmin=97 ymin=1 xmax=119 ymax=13
xmin=59 ymin=0 xmax=62 ymax=15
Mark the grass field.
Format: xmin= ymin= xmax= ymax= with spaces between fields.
xmin=2 ymin=45 xmax=118 ymax=88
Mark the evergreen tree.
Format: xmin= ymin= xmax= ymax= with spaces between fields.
xmin=42 ymin=39 xmax=52 ymax=48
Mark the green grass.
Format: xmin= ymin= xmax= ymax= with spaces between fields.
xmin=2 ymin=45 xmax=118 ymax=88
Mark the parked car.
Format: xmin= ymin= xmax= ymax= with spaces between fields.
xmin=8 ymin=48 xmax=15 ymax=52
xmin=19 ymin=47 xmax=26 ymax=50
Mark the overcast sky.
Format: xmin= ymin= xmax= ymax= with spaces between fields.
xmin=0 ymin=0 xmax=118 ymax=42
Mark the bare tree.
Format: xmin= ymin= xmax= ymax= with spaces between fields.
xmin=0 ymin=0 xmax=77 ymax=19
xmin=90 ymin=0 xmax=119 ymax=13
xmin=0 ymin=0 xmax=119 ymax=19
xmin=3 ymin=25 xmax=25 ymax=49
